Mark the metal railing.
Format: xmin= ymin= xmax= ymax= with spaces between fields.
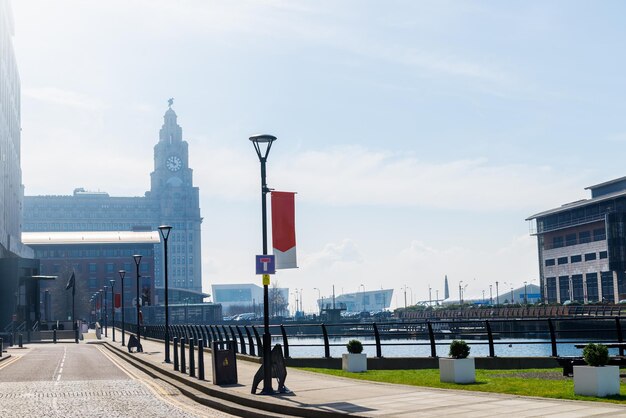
xmin=132 ymin=316 xmax=626 ymax=359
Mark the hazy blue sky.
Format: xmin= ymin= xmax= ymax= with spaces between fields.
xmin=12 ymin=0 xmax=626 ymax=310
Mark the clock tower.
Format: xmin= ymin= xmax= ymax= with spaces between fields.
xmin=149 ymin=100 xmax=203 ymax=294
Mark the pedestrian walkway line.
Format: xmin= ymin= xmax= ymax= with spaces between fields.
xmin=0 ymin=355 xmax=20 ymax=370
xmin=97 ymin=345 xmax=206 ymax=417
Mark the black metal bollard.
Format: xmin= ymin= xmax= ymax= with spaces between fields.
xmin=189 ymin=339 xmax=196 ymax=378
xmin=18 ymin=334 xmax=23 ymax=348
xmin=173 ymin=337 xmax=179 ymax=371
xmin=75 ymin=328 xmax=79 ymax=344
xmin=180 ymin=338 xmax=186 ymax=374
xmin=197 ymin=339 xmax=204 ymax=380
xmin=53 ymin=329 xmax=57 ymax=344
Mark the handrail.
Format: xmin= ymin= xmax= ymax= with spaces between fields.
xmin=138 ymin=316 xmax=626 ymax=359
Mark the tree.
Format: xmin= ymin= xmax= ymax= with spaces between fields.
xmin=269 ymin=281 xmax=288 ymax=317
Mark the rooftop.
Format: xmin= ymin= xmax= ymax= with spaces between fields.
xmin=22 ymin=230 xmax=161 ymax=245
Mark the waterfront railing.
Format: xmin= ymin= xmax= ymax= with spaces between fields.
xmin=126 ymin=316 xmax=626 ymax=359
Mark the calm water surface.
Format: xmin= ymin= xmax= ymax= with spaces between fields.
xmin=276 ymin=337 xmax=623 ymax=358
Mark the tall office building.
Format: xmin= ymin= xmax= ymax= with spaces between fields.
xmin=0 ymin=0 xmax=39 ymax=332
xmin=0 ymin=0 xmax=26 ymax=259
xmin=24 ymin=102 xmax=203 ymax=303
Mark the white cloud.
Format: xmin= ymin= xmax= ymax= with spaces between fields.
xmin=302 ymin=239 xmax=364 ymax=270
xmin=193 ymin=142 xmax=587 ymax=212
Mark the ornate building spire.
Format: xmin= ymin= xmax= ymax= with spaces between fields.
xmin=159 ymin=99 xmax=182 ymax=144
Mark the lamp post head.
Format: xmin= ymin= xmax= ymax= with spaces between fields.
xmin=249 ymin=134 xmax=277 ymax=160
xmin=158 ymin=225 xmax=172 ymax=241
xmin=118 ymin=270 xmax=126 ymax=280
xmin=109 ymin=279 xmax=116 ymax=287
xmin=133 ymin=254 xmax=142 ymax=266
xmin=104 ymin=285 xmax=108 ymax=291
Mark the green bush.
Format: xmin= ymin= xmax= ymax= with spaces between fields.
xmin=583 ymin=343 xmax=609 ymax=366
xmin=448 ymin=340 xmax=470 ymax=359
xmin=346 ymin=339 xmax=364 ymax=354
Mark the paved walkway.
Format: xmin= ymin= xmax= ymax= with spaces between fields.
xmin=99 ymin=331 xmax=626 ymax=417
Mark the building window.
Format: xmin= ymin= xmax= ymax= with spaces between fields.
xmin=546 ymin=276 xmax=557 ymax=302
xmin=545 ymin=259 xmax=555 ymax=267
xmin=570 ymin=255 xmax=582 ymax=263
xmin=584 ymin=253 xmax=596 ymax=261
xmin=552 ymin=236 xmax=564 ymax=249
xmin=601 ymin=271 xmax=614 ymax=302
xmin=89 ymin=263 xmax=97 ymax=273
xmin=565 ymin=233 xmax=577 ymax=246
xmin=579 ymin=231 xmax=591 ymax=244
xmin=586 ymin=273 xmax=599 ymax=302
xmin=571 ymin=274 xmax=584 ymax=302
xmin=106 ymin=263 xmax=114 ymax=273
xmin=599 ymin=251 xmax=608 ymax=259
xmin=557 ymin=257 xmax=568 ymax=265
xmin=593 ymin=228 xmax=606 ymax=242
xmin=559 ymin=276 xmax=570 ymax=302
xmin=88 ymin=277 xmax=97 ymax=289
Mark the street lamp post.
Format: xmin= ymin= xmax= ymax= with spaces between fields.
xmin=119 ymin=270 xmax=126 ymax=346
xmin=511 ymin=286 xmax=514 ymax=304
xmin=99 ymin=290 xmax=103 ymax=325
xmin=313 ymin=287 xmax=321 ymax=315
xmin=109 ymin=280 xmax=116 ymax=342
xmin=158 ymin=225 xmax=173 ymax=364
xmin=133 ymin=254 xmax=143 ymax=348
xmin=103 ymin=285 xmax=108 ymax=338
xmin=489 ymin=285 xmax=493 ymax=305
xmin=428 ymin=285 xmax=432 ymax=307
xmin=495 ymin=281 xmax=500 ymax=305
xmin=403 ymin=285 xmax=407 ymax=309
xmin=459 ymin=281 xmax=463 ymax=304
xmin=524 ymin=281 xmax=528 ymax=304
xmin=249 ymin=133 xmax=277 ymax=395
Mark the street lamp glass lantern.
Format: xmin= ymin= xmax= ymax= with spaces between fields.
xmin=118 ymin=270 xmax=125 ymax=280
xmin=133 ymin=254 xmax=142 ymax=266
xmin=158 ymin=225 xmax=172 ymax=241
xmin=249 ymin=134 xmax=277 ymax=160
xmin=109 ymin=279 xmax=116 ymax=287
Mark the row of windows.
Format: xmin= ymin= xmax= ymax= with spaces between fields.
xmin=549 ymin=228 xmax=605 ymax=250
xmin=545 ymin=271 xmax=625 ymax=303
xmin=545 ymin=251 xmax=607 ymax=267
xmin=34 ymin=248 xmax=153 ymax=259
xmin=46 ymin=261 xmax=150 ymax=275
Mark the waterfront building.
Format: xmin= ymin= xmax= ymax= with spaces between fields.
xmin=321 ymin=289 xmax=394 ymax=313
xmin=442 ymin=284 xmax=541 ymax=306
xmin=23 ymin=102 xmax=203 ymax=304
xmin=527 ymin=177 xmax=626 ymax=304
xmin=22 ymin=231 xmax=158 ymax=323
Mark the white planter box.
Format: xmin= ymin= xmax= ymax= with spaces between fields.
xmin=439 ymin=357 xmax=475 ymax=384
xmin=342 ymin=353 xmax=367 ymax=372
xmin=574 ymin=365 xmax=620 ymax=397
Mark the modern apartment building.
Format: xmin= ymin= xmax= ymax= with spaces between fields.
xmin=527 ymin=177 xmax=626 ymax=304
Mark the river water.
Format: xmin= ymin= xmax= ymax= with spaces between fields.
xmin=278 ymin=337 xmax=623 ymax=358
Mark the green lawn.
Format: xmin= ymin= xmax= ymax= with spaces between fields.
xmin=299 ymin=368 xmax=626 ymax=404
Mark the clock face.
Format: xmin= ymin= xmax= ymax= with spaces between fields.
xmin=166 ymin=156 xmax=182 ymax=172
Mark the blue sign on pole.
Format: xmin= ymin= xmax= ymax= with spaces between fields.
xmin=255 ymin=255 xmax=276 ymax=275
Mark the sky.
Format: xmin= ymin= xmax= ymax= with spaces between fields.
xmin=10 ymin=0 xmax=626 ymax=312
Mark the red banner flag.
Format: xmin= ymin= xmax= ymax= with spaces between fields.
xmin=271 ymin=191 xmax=297 ymax=269
xmin=114 ymin=293 xmax=121 ymax=309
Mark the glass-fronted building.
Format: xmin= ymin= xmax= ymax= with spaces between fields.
xmin=527 ymin=177 xmax=626 ymax=304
